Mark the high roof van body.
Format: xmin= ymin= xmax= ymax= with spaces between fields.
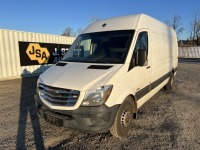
xmin=35 ymin=14 xmax=178 ymax=137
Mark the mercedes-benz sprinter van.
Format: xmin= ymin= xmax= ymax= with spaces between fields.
xmin=35 ymin=14 xmax=178 ymax=137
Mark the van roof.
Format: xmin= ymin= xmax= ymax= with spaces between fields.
xmin=82 ymin=14 xmax=176 ymax=37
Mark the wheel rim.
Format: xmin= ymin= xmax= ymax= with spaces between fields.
xmin=121 ymin=110 xmax=131 ymax=127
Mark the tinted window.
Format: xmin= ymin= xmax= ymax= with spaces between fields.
xmin=134 ymin=32 xmax=148 ymax=56
xmin=62 ymin=30 xmax=134 ymax=64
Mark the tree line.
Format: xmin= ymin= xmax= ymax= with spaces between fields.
xmin=166 ymin=10 xmax=200 ymax=46
xmin=61 ymin=27 xmax=83 ymax=37
xmin=61 ymin=16 xmax=99 ymax=37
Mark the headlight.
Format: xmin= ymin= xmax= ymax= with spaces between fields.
xmin=81 ymin=85 xmax=113 ymax=106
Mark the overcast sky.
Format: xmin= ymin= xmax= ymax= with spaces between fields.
xmin=0 ymin=0 xmax=199 ymax=40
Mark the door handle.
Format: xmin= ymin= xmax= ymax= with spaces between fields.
xmin=146 ymin=66 xmax=150 ymax=69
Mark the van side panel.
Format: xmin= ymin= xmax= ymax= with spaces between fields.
xmin=149 ymin=29 xmax=178 ymax=99
xmin=136 ymin=15 xmax=178 ymax=108
xmin=109 ymin=15 xmax=178 ymax=109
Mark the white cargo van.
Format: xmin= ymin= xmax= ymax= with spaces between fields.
xmin=35 ymin=14 xmax=178 ymax=137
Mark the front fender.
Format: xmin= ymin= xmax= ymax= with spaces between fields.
xmin=105 ymin=87 xmax=136 ymax=107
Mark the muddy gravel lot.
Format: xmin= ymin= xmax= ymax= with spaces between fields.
xmin=0 ymin=60 xmax=200 ymax=150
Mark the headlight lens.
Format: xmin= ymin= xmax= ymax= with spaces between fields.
xmin=81 ymin=85 xmax=113 ymax=106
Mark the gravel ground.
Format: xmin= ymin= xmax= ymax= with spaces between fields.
xmin=0 ymin=60 xmax=200 ymax=150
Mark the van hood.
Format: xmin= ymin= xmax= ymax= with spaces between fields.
xmin=39 ymin=62 xmax=122 ymax=91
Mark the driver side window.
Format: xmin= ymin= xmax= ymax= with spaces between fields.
xmin=129 ymin=31 xmax=148 ymax=71
xmin=134 ymin=31 xmax=148 ymax=58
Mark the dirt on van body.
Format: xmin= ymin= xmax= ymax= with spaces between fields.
xmin=0 ymin=60 xmax=200 ymax=150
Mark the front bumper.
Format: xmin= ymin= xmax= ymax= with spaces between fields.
xmin=34 ymin=94 xmax=119 ymax=133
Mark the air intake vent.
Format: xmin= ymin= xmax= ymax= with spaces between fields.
xmin=39 ymin=84 xmax=80 ymax=107
xmin=87 ymin=65 xmax=113 ymax=69
xmin=56 ymin=62 xmax=67 ymax=66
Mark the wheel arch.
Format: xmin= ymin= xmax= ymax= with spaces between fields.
xmin=106 ymin=88 xmax=138 ymax=116
xmin=128 ymin=94 xmax=137 ymax=113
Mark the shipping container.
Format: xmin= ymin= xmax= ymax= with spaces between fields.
xmin=0 ymin=29 xmax=75 ymax=80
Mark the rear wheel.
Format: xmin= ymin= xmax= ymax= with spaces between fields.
xmin=164 ymin=73 xmax=174 ymax=91
xmin=110 ymin=96 xmax=134 ymax=138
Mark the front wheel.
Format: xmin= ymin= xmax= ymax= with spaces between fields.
xmin=110 ymin=96 xmax=134 ymax=138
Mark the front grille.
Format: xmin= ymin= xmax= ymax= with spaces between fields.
xmin=39 ymin=84 xmax=80 ymax=106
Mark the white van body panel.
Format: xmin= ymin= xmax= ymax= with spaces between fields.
xmin=39 ymin=62 xmax=123 ymax=110
xmin=39 ymin=62 xmax=122 ymax=91
xmin=37 ymin=14 xmax=178 ymax=111
xmin=83 ymin=15 xmax=140 ymax=34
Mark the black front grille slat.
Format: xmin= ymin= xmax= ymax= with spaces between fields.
xmin=39 ymin=84 xmax=80 ymax=106
xmin=41 ymin=90 xmax=78 ymax=99
xmin=39 ymin=84 xmax=79 ymax=95
xmin=41 ymin=92 xmax=76 ymax=103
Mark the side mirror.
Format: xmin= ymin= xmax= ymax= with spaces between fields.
xmin=137 ymin=49 xmax=147 ymax=66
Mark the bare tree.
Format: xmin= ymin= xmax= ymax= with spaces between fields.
xmin=189 ymin=21 xmax=196 ymax=45
xmin=166 ymin=15 xmax=184 ymax=39
xmin=62 ymin=27 xmax=76 ymax=37
xmin=166 ymin=15 xmax=184 ymax=46
xmin=190 ymin=11 xmax=200 ymax=46
xmin=77 ymin=28 xmax=83 ymax=36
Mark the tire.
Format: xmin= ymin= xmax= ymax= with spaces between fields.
xmin=110 ymin=96 xmax=134 ymax=138
xmin=164 ymin=73 xmax=174 ymax=91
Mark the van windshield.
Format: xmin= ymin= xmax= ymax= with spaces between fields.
xmin=62 ymin=30 xmax=134 ymax=64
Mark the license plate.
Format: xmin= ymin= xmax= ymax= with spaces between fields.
xmin=44 ymin=113 xmax=63 ymax=127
